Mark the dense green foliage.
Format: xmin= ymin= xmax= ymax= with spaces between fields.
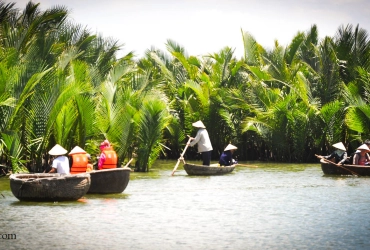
xmin=1 ymin=1 xmax=370 ymax=172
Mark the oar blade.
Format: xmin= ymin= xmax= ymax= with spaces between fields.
xmin=171 ymin=137 xmax=192 ymax=176
xmin=171 ymin=160 xmax=181 ymax=176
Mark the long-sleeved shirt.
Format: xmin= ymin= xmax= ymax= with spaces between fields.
xmin=324 ymin=150 xmax=347 ymax=164
xmin=219 ymin=151 xmax=233 ymax=166
xmin=189 ymin=128 xmax=213 ymax=153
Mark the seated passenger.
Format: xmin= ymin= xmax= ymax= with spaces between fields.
xmin=69 ymin=146 xmax=89 ymax=174
xmin=86 ymin=154 xmax=93 ymax=172
xmin=353 ymin=144 xmax=370 ymax=165
xmin=98 ymin=139 xmax=117 ymax=169
xmin=219 ymin=144 xmax=238 ymax=166
xmin=48 ymin=144 xmax=70 ymax=174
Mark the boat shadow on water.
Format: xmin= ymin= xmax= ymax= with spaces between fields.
xmin=9 ymin=199 xmax=90 ymax=206
xmin=85 ymin=193 xmax=130 ymax=200
xmin=8 ymin=193 xmax=130 ymax=206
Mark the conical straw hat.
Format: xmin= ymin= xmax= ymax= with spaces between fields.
xmin=48 ymin=144 xmax=68 ymax=156
xmin=69 ymin=146 xmax=86 ymax=155
xmin=224 ymin=144 xmax=238 ymax=151
xmin=357 ymin=144 xmax=370 ymax=151
xmin=192 ymin=120 xmax=206 ymax=128
xmin=332 ymin=142 xmax=346 ymax=151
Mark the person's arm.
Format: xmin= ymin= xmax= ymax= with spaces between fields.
xmin=366 ymin=153 xmax=370 ymax=165
xmin=338 ymin=152 xmax=347 ymax=164
xmin=98 ymin=153 xmax=106 ymax=169
xmin=353 ymin=154 xmax=359 ymax=165
xmin=189 ymin=130 xmax=202 ymax=147
xmin=49 ymin=158 xmax=57 ymax=173
xmin=324 ymin=152 xmax=335 ymax=159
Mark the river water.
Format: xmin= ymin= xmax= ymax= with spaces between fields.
xmin=1 ymin=161 xmax=370 ymax=250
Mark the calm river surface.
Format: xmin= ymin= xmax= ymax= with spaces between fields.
xmin=1 ymin=161 xmax=370 ymax=250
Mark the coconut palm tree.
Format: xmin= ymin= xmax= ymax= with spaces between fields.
xmin=334 ymin=24 xmax=370 ymax=85
xmin=343 ymin=67 xmax=370 ymax=145
xmin=0 ymin=1 xmax=134 ymax=172
xmin=139 ymin=41 xmax=198 ymax=156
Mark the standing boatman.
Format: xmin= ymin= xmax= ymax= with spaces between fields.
xmin=187 ymin=120 xmax=213 ymax=166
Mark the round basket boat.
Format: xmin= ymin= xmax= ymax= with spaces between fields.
xmin=183 ymin=163 xmax=235 ymax=176
xmin=9 ymin=173 xmax=91 ymax=202
xmin=320 ymin=159 xmax=370 ymax=176
xmin=87 ymin=167 xmax=131 ymax=194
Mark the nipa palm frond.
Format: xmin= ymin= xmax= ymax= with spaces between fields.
xmin=135 ymin=98 xmax=169 ymax=171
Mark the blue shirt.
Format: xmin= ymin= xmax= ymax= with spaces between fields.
xmin=219 ymin=151 xmax=233 ymax=166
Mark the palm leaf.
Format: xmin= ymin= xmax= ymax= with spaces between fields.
xmin=135 ymin=98 xmax=169 ymax=171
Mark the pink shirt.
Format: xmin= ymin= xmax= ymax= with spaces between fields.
xmin=98 ymin=153 xmax=106 ymax=169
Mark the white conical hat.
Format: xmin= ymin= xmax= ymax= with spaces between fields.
xmin=357 ymin=144 xmax=370 ymax=151
xmin=48 ymin=144 xmax=68 ymax=156
xmin=332 ymin=142 xmax=346 ymax=151
xmin=224 ymin=144 xmax=238 ymax=151
xmin=68 ymin=146 xmax=87 ymax=155
xmin=192 ymin=120 xmax=206 ymax=128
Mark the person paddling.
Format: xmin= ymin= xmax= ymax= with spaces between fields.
xmin=319 ymin=142 xmax=347 ymax=165
xmin=187 ymin=120 xmax=213 ymax=166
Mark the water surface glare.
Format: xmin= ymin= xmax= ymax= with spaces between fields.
xmin=1 ymin=161 xmax=370 ymax=250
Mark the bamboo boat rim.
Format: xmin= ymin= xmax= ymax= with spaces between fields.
xmin=184 ymin=163 xmax=235 ymax=168
xmin=320 ymin=159 xmax=370 ymax=168
xmin=89 ymin=167 xmax=131 ymax=174
xmin=9 ymin=173 xmax=90 ymax=181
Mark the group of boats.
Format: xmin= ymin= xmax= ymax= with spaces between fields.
xmin=184 ymin=158 xmax=370 ymax=177
xmin=8 ymin=162 xmax=236 ymax=202
xmin=10 ymin=154 xmax=369 ymax=202
xmin=9 ymin=167 xmax=131 ymax=202
xmin=185 ymin=159 xmax=370 ymax=178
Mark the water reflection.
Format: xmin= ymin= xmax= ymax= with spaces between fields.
xmin=1 ymin=161 xmax=370 ymax=250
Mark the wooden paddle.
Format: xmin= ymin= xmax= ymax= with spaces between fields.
xmin=171 ymin=137 xmax=192 ymax=176
xmin=237 ymin=163 xmax=259 ymax=168
xmin=315 ymin=154 xmax=360 ymax=176
xmin=123 ymin=158 xmax=134 ymax=168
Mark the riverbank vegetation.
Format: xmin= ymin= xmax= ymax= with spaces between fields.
xmin=1 ymin=1 xmax=370 ymax=172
